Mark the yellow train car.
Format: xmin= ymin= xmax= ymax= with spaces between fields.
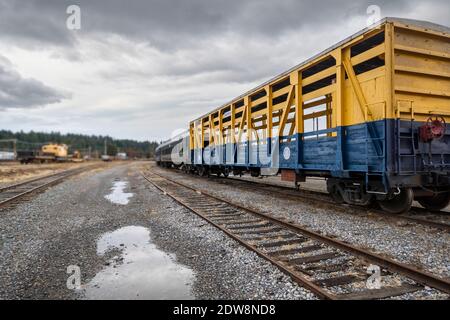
xmin=158 ymin=18 xmax=450 ymax=213
xmin=41 ymin=144 xmax=69 ymax=158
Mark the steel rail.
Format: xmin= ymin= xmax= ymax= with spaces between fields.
xmin=0 ymin=164 xmax=101 ymax=209
xmin=0 ymin=169 xmax=81 ymax=192
xmin=174 ymin=172 xmax=450 ymax=232
xmin=223 ymin=176 xmax=450 ymax=231
xmin=145 ymin=169 xmax=450 ymax=296
xmin=142 ymin=172 xmax=335 ymax=299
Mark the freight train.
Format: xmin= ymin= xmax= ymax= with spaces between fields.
xmin=156 ymin=18 xmax=450 ymax=214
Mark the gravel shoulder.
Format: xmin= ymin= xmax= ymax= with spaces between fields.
xmin=0 ymin=161 xmax=101 ymax=187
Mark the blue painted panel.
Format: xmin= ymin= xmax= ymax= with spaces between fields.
xmin=191 ymin=119 xmax=449 ymax=184
xmin=279 ymin=139 xmax=298 ymax=169
xmin=303 ymin=137 xmax=337 ymax=165
xmin=343 ymin=121 xmax=385 ymax=172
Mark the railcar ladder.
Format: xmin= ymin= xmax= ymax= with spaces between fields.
xmin=396 ymin=100 xmax=417 ymax=175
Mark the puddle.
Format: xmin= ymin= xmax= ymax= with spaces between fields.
xmin=84 ymin=226 xmax=194 ymax=300
xmin=104 ymin=180 xmax=134 ymax=205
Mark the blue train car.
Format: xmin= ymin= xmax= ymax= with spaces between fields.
xmin=157 ymin=18 xmax=450 ymax=214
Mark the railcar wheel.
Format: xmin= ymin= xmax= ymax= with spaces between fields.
xmin=329 ymin=185 xmax=344 ymax=204
xmin=222 ymin=168 xmax=230 ymax=178
xmin=326 ymin=179 xmax=344 ymax=204
xmin=198 ymin=166 xmax=208 ymax=177
xmin=418 ymin=192 xmax=450 ymax=212
xmin=378 ymin=188 xmax=413 ymax=214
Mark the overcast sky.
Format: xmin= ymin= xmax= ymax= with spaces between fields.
xmin=0 ymin=0 xmax=448 ymax=141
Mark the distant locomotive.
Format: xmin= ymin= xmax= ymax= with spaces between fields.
xmin=18 ymin=143 xmax=80 ymax=164
xmin=156 ymin=18 xmax=450 ymax=214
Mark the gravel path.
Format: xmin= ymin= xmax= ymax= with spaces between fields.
xmin=0 ymin=162 xmax=315 ymax=300
xmin=151 ymin=166 xmax=450 ymax=281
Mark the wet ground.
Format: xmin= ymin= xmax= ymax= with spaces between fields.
xmin=84 ymin=226 xmax=194 ymax=300
xmin=4 ymin=162 xmax=444 ymax=300
xmin=104 ymin=180 xmax=134 ymax=205
xmin=0 ymin=162 xmax=312 ymax=300
xmin=0 ymin=162 xmax=196 ymax=299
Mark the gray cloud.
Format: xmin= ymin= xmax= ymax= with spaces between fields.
xmin=0 ymin=0 xmax=77 ymax=48
xmin=0 ymin=0 xmax=448 ymax=140
xmin=0 ymin=0 xmax=423 ymax=50
xmin=0 ymin=55 xmax=69 ymax=110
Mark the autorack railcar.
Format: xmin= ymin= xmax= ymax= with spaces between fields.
xmin=156 ymin=18 xmax=450 ymax=214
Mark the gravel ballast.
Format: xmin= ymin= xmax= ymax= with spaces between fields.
xmin=0 ymin=162 xmax=315 ymax=299
xmin=151 ymin=166 xmax=450 ymax=282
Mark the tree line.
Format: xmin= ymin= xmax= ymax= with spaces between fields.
xmin=0 ymin=130 xmax=159 ymax=158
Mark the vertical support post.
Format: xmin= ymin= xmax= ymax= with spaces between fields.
xmin=334 ymin=49 xmax=345 ymax=127
xmin=385 ymin=22 xmax=394 ymax=119
xmin=333 ymin=49 xmax=346 ymax=173
xmin=291 ymin=71 xmax=303 ymax=135
xmin=291 ymin=71 xmax=303 ymax=167
xmin=195 ymin=122 xmax=200 ymax=150
xmin=201 ymin=119 xmax=205 ymax=149
xmin=265 ymin=85 xmax=273 ymax=156
xmin=208 ymin=114 xmax=214 ymax=147
xmin=384 ymin=23 xmax=395 ymax=174
xmin=219 ymin=109 xmax=223 ymax=164
xmin=219 ymin=109 xmax=223 ymax=146
xmin=231 ymin=105 xmax=236 ymax=145
xmin=189 ymin=123 xmax=194 ymax=150
xmin=231 ymin=104 xmax=236 ymax=164
xmin=245 ymin=96 xmax=251 ymax=166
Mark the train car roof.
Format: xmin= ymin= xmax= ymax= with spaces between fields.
xmin=156 ymin=130 xmax=189 ymax=151
xmin=190 ymin=17 xmax=449 ymax=124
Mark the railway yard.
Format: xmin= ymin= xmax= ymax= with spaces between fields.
xmin=0 ymin=2 xmax=449 ymax=307
xmin=0 ymin=161 xmax=448 ymax=300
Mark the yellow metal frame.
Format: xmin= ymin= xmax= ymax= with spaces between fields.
xmin=190 ymin=19 xmax=450 ymax=151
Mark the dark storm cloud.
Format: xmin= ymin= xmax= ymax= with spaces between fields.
xmin=0 ymin=0 xmax=417 ymax=49
xmin=0 ymin=55 xmax=69 ymax=110
xmin=0 ymin=0 xmax=77 ymax=48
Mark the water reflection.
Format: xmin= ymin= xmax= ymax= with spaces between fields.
xmin=84 ymin=226 xmax=194 ymax=300
xmin=104 ymin=181 xmax=134 ymax=205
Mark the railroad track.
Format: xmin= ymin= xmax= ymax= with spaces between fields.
xmin=142 ymin=169 xmax=450 ymax=300
xmin=0 ymin=164 xmax=102 ymax=210
xmin=217 ymin=176 xmax=450 ymax=232
xmin=165 ymin=170 xmax=449 ymax=232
